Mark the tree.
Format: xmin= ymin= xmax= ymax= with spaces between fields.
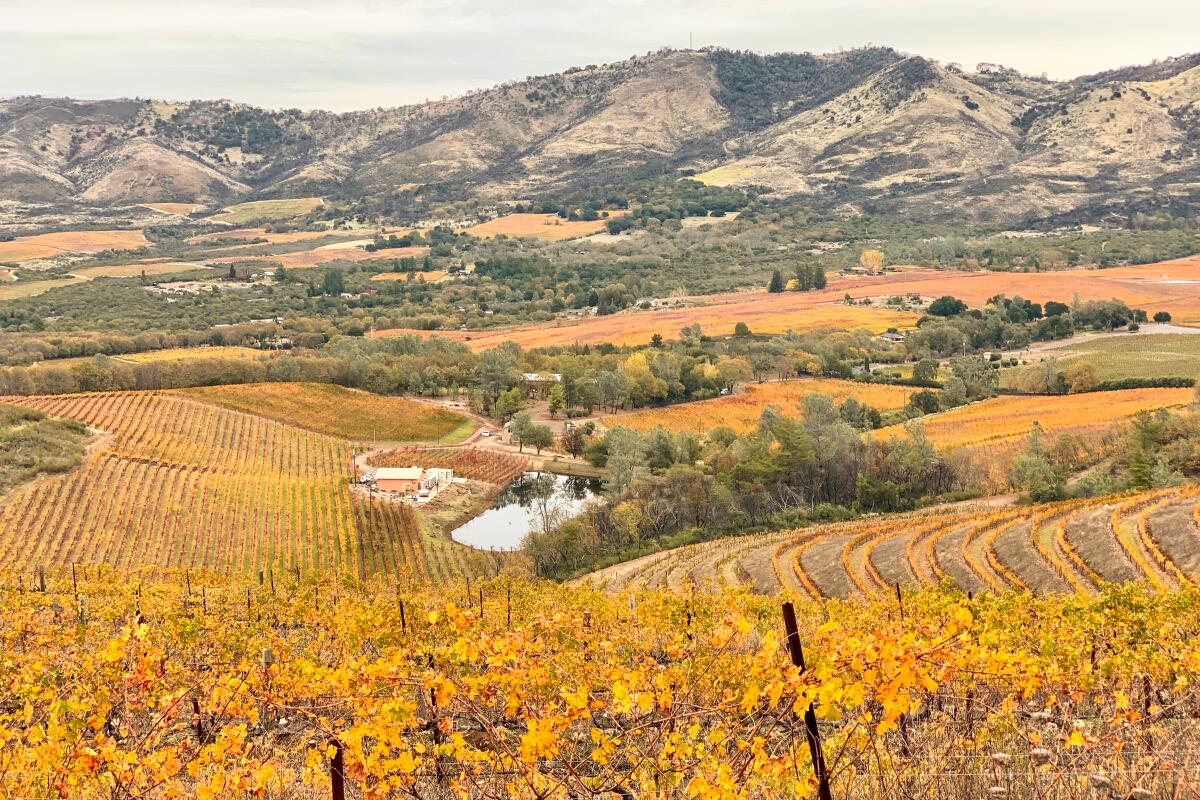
xmin=795 ymin=264 xmax=812 ymax=291
xmin=767 ymin=270 xmax=784 ymax=293
xmin=561 ymin=427 xmax=587 ymax=459
xmin=510 ymin=412 xmax=534 ymax=452
xmin=276 ymin=265 xmax=288 ymax=282
xmin=908 ymin=389 xmax=940 ymax=415
xmin=812 ymin=265 xmax=827 ymax=290
xmin=322 ymin=269 xmax=344 ymax=296
xmin=228 ymin=264 xmax=237 ymax=280
xmin=928 ymin=296 xmax=967 ymax=317
xmin=493 ymin=387 xmax=525 ymax=421
xmin=859 ymin=249 xmax=885 ymax=272
xmin=733 ymin=322 xmax=751 ymax=337
xmin=1062 ymin=361 xmax=1099 ymax=394
xmin=524 ymin=424 xmax=554 ymax=454
xmin=547 ymin=383 xmax=566 ymax=417
xmin=649 ymin=333 xmax=664 ymax=348
xmin=1154 ymin=311 xmax=1172 ymax=323
xmin=1010 ymin=424 xmax=1065 ymax=501
xmin=912 ymin=359 xmax=939 ymax=384
xmin=1044 ymin=300 xmax=1069 ymax=317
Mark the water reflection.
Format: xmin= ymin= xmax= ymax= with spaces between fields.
xmin=449 ymin=472 xmax=600 ymax=551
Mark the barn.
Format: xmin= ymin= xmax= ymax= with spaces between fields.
xmin=374 ymin=466 xmax=425 ymax=494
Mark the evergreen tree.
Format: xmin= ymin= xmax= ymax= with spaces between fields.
xmin=767 ymin=270 xmax=784 ymax=293
xmin=796 ymin=264 xmax=813 ymax=291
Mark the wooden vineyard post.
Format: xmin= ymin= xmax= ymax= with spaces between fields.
xmin=506 ymin=584 xmax=512 ymax=629
xmin=399 ymin=599 xmax=407 ymax=634
xmin=330 ymin=738 xmax=345 ymax=800
xmin=478 ymin=587 xmax=484 ymax=621
xmin=37 ymin=566 xmax=45 ymax=593
xmin=782 ymin=601 xmax=833 ymax=800
xmin=71 ymin=564 xmax=78 ymax=598
xmin=894 ymin=582 xmax=904 ymax=620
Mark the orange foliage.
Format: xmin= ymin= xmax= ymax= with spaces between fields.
xmin=876 ymin=388 xmax=1194 ymax=449
xmin=605 ymin=379 xmax=923 ymax=434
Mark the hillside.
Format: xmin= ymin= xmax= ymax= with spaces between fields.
xmin=583 ymin=485 xmax=1200 ymax=598
xmin=3 ymin=47 xmax=1199 ymax=223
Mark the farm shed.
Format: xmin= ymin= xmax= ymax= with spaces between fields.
xmin=375 ymin=466 xmax=425 ymax=494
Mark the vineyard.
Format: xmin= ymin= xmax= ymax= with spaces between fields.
xmin=370 ymin=446 xmax=530 ymax=485
xmin=123 ymin=346 xmax=274 ymax=363
xmin=371 ymin=302 xmax=919 ymax=351
xmin=368 ymin=255 xmax=1200 ymax=352
xmin=5 ymin=568 xmax=1200 ymax=798
xmin=876 ymin=387 xmax=1194 ymax=449
xmin=0 ymin=392 xmax=502 ymax=582
xmin=0 ymin=228 xmax=149 ymax=262
xmin=584 ymin=484 xmax=1200 ymax=598
xmin=208 ymin=197 xmax=324 ymax=225
xmin=176 ymin=383 xmax=475 ymax=443
xmin=605 ymin=378 xmax=923 ymax=434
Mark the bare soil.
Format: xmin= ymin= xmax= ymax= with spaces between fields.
xmin=1065 ymin=505 xmax=1139 ymax=583
xmin=1146 ymin=500 xmax=1200 ymax=577
xmin=993 ymin=521 xmax=1070 ymax=593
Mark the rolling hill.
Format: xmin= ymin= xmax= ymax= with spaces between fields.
xmin=2 ymin=48 xmax=1199 ymax=223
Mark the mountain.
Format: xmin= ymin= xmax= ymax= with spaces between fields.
xmin=2 ymin=47 xmax=1199 ymax=224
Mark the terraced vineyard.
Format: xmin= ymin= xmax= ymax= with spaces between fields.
xmin=0 ymin=392 xmax=503 ymax=582
xmin=583 ymin=485 xmax=1200 ymax=597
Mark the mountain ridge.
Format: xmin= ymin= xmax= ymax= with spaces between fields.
xmin=2 ymin=46 xmax=1199 ymax=224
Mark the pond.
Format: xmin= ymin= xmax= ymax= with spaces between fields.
xmin=449 ymin=472 xmax=601 ymax=551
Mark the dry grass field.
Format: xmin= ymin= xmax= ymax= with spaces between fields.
xmin=209 ymin=198 xmax=323 ymax=225
xmin=464 ymin=212 xmax=624 ymax=241
xmin=73 ymin=261 xmax=210 ymax=279
xmin=209 ymin=244 xmax=428 ymax=271
xmin=186 ymin=227 xmax=335 ymax=246
xmin=176 ymin=382 xmax=475 ymax=443
xmin=582 ymin=484 xmax=1200 ymax=599
xmin=141 ymin=202 xmax=204 ymax=216
xmin=0 ymin=230 xmax=149 ymax=263
xmin=876 ymin=387 xmax=1194 ymax=449
xmin=605 ymin=379 xmax=923 ymax=434
xmin=370 ymin=270 xmax=448 ymax=283
xmin=0 ymin=277 xmax=87 ymax=300
xmin=812 ymin=256 xmax=1200 ymax=324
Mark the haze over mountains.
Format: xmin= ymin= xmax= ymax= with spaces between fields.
xmin=3 ymin=47 xmax=1199 ymax=224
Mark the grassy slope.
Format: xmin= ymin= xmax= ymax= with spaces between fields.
xmin=0 ymin=403 xmax=89 ymax=495
xmin=175 ymin=382 xmax=474 ymax=443
xmin=1002 ymin=333 xmax=1200 ymax=386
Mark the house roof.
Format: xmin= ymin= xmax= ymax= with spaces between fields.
xmin=375 ymin=467 xmax=424 ymax=481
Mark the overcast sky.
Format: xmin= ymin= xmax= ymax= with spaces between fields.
xmin=2 ymin=0 xmax=1198 ymax=111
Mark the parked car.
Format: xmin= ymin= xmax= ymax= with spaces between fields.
xmin=480 ymin=430 xmax=491 ymax=437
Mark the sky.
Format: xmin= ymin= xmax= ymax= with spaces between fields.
xmin=1 ymin=0 xmax=1198 ymax=111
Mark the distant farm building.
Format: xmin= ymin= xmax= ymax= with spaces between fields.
xmin=520 ymin=372 xmax=562 ymax=398
xmin=372 ymin=466 xmax=454 ymax=500
xmin=375 ymin=467 xmax=424 ymax=494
